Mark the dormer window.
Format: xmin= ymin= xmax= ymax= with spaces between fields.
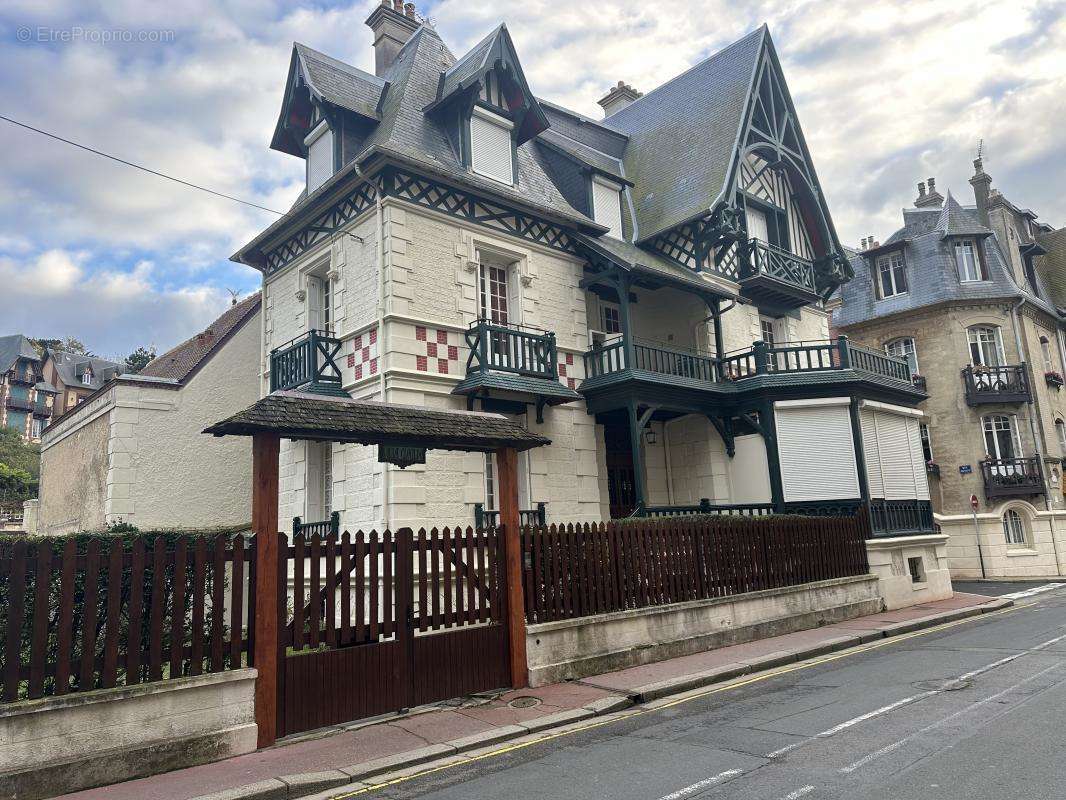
xmin=305 ymin=119 xmax=334 ymax=195
xmin=469 ymin=106 xmax=514 ymax=185
xmin=954 ymin=239 xmax=988 ymax=282
xmin=81 ymin=369 xmax=92 ymax=385
xmin=591 ymin=175 xmax=624 ymax=239
xmin=875 ymin=252 xmax=907 ymax=298
xmin=478 ymin=70 xmax=506 ymax=111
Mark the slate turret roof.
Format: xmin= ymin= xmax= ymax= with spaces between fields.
xmin=0 ymin=335 xmax=40 ymax=374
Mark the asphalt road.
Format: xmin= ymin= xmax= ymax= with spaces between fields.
xmin=350 ymin=586 xmax=1066 ymax=800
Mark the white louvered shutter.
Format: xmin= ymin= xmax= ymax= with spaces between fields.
xmin=905 ymin=417 xmax=931 ymax=500
xmin=592 ymin=178 xmax=623 ymax=239
xmin=306 ymin=128 xmax=334 ymax=194
xmin=470 ymin=112 xmax=514 ymax=184
xmin=775 ymin=404 xmax=860 ymax=501
xmin=861 ymin=408 xmax=884 ymax=499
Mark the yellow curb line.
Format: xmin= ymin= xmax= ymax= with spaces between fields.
xmin=330 ymin=601 xmax=1026 ymax=798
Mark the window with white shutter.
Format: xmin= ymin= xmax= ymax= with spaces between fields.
xmin=775 ymin=400 xmax=860 ymax=502
xmin=470 ymin=107 xmax=514 ymax=185
xmin=861 ymin=406 xmax=930 ymax=501
xmin=305 ymin=122 xmax=334 ymax=195
xmin=591 ymin=176 xmax=623 ymax=239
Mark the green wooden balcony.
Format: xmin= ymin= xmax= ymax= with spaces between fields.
xmin=717 ymin=238 xmax=820 ymax=310
xmin=269 ymin=329 xmax=346 ymax=397
xmin=463 ymin=319 xmax=557 ymax=380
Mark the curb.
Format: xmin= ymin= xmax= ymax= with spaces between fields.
xmin=191 ymin=598 xmax=1012 ymax=800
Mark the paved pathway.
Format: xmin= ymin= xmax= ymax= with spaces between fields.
xmin=57 ymin=592 xmax=1005 ymax=800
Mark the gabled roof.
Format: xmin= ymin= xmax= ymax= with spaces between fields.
xmin=0 ymin=335 xmax=39 ymax=373
xmin=602 ymin=27 xmax=766 ymax=241
xmin=936 ymin=193 xmax=993 ymax=239
xmin=430 ymin=24 xmax=549 ymax=144
xmin=270 ymin=43 xmax=388 ymax=157
xmin=140 ymin=293 xmax=261 ymax=384
xmin=45 ymin=350 xmax=124 ymax=391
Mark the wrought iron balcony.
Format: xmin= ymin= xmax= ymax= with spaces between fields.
xmin=269 ymin=329 xmax=345 ymax=396
xmin=474 ymin=502 xmax=547 ymax=530
xmin=584 ymin=336 xmax=916 ymax=393
xmin=292 ymin=511 xmax=340 ymax=538
xmin=738 ymin=239 xmax=820 ymax=309
xmin=639 ymin=500 xmax=774 ymax=517
xmin=981 ymin=457 xmax=1044 ymax=498
xmin=5 ymin=394 xmax=33 ymax=412
xmin=33 ymin=400 xmax=52 ymax=417
xmin=464 ymin=319 xmax=557 ymax=379
xmin=962 ymin=364 xmax=1030 ymax=405
xmin=868 ymin=499 xmax=935 ymax=536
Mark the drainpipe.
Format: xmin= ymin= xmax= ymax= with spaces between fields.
xmin=376 ymin=186 xmax=391 ymax=531
xmin=1009 ymin=298 xmax=1062 ymax=572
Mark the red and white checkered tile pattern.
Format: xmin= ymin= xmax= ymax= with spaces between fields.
xmin=348 ymin=326 xmax=379 ymax=380
xmin=414 ymin=326 xmax=460 ymax=374
xmin=558 ymin=352 xmax=577 ymax=389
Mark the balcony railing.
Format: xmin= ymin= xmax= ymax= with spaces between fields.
xmin=639 ymin=500 xmax=774 ymax=518
xmin=962 ymin=364 xmax=1031 ymax=405
xmin=474 ymin=502 xmax=547 ymax=530
xmin=746 ymin=239 xmax=817 ymax=293
xmin=981 ymin=457 xmax=1044 ymax=498
xmin=869 ymin=499 xmax=935 ymax=536
xmin=270 ymin=329 xmax=343 ymax=395
xmin=5 ymin=394 xmax=33 ymax=412
xmin=293 ymin=511 xmax=340 ymax=538
xmin=584 ymin=336 xmax=915 ymax=391
xmin=464 ymin=319 xmax=557 ymax=379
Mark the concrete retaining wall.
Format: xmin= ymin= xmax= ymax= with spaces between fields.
xmin=0 ymin=668 xmax=257 ymax=800
xmin=525 ymin=575 xmax=882 ymax=686
xmin=866 ymin=533 xmax=953 ymax=610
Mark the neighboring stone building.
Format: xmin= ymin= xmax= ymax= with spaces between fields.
xmin=834 ymin=159 xmax=1066 ymax=579
xmin=0 ymin=334 xmax=58 ymax=443
xmin=37 ymin=294 xmax=262 ymax=534
xmin=40 ymin=350 xmax=123 ymax=415
xmin=233 ymin=2 xmax=946 ymax=609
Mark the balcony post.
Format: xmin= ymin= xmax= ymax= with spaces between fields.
xmin=546 ymin=331 xmax=558 ymax=380
xmin=837 ymin=335 xmax=851 ymax=369
xmin=627 ymin=400 xmax=649 ymax=512
xmin=614 ymin=269 xmax=635 ymax=371
xmin=753 ymin=340 xmax=770 ymax=374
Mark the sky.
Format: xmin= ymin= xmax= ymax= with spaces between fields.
xmin=1 ymin=0 xmax=1064 ymax=358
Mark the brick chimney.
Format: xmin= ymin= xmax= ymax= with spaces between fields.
xmin=915 ymin=176 xmax=943 ymax=208
xmin=597 ymin=80 xmax=643 ymax=118
xmin=970 ymin=156 xmax=992 ymax=227
xmin=365 ymin=0 xmax=420 ymax=77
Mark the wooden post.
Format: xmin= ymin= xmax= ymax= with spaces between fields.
xmin=252 ymin=433 xmax=281 ymax=748
xmin=496 ymin=446 xmax=528 ymax=689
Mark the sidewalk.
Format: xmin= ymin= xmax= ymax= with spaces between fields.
xmin=57 ymin=592 xmax=1012 ymax=800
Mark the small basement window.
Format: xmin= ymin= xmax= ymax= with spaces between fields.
xmin=907 ymin=556 xmax=926 ymax=584
xmin=591 ymin=175 xmax=623 ymax=239
xmin=470 ymin=106 xmax=514 ymax=185
xmin=305 ymin=120 xmax=334 ymax=195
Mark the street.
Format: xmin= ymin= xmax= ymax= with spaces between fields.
xmin=353 ymin=586 xmax=1066 ymax=800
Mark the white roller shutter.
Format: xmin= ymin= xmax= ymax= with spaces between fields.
xmin=470 ymin=109 xmax=514 ymax=185
xmin=592 ymin=176 xmax=623 ymax=239
xmin=905 ymin=416 xmax=930 ymax=500
xmin=306 ymin=126 xmax=334 ymax=194
xmin=775 ymin=402 xmax=860 ymax=501
xmin=861 ymin=408 xmax=884 ymax=498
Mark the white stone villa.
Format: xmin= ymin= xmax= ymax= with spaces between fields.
xmin=234 ymin=2 xmax=946 ymax=607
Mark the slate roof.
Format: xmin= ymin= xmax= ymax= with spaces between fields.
xmin=1035 ymin=227 xmax=1066 ymax=310
xmin=536 ymin=128 xmax=626 ymax=183
xmin=296 ymin=43 xmax=387 ymax=121
xmin=451 ymin=372 xmax=582 ymax=403
xmin=46 ymin=350 xmax=123 ymax=392
xmin=601 ymin=27 xmax=765 ymax=241
xmin=140 ymin=293 xmax=261 ymax=383
xmin=204 ymin=390 xmax=551 ymax=452
xmin=0 ymin=334 xmax=39 ymax=373
xmin=833 ymin=198 xmax=1055 ymax=329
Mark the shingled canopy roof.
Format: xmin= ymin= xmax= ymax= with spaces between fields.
xmin=204 ymin=390 xmax=551 ymax=453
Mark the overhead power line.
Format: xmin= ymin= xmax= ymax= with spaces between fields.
xmin=0 ymin=114 xmax=285 ymax=216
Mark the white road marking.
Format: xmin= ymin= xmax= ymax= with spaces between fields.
xmin=655 ymin=769 xmax=744 ymax=800
xmin=779 ymin=786 xmax=815 ymax=800
xmin=814 ymin=693 xmax=937 ymax=738
xmin=839 ymin=660 xmax=1063 ymax=774
xmin=1000 ymin=583 xmax=1063 ymax=600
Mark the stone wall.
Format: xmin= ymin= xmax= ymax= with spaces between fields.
xmin=940 ymin=501 xmax=1066 ymax=578
xmin=0 ymin=669 xmax=257 ymax=800
xmin=866 ymin=533 xmax=953 ymax=609
xmin=38 ymin=393 xmax=111 ymax=535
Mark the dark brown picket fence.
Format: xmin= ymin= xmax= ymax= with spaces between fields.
xmin=520 ymin=513 xmax=870 ymax=624
xmin=0 ymin=533 xmax=252 ymax=702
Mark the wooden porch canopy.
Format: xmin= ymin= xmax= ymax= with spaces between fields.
xmin=203 ymin=389 xmax=549 ymax=748
xmin=204 ymin=390 xmax=551 ymax=451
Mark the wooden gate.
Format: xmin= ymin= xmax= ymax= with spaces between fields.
xmin=277 ymin=526 xmax=510 ymax=737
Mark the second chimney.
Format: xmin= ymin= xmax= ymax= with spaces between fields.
xmin=597 ymin=80 xmax=643 ymax=118
xmin=365 ymin=0 xmax=420 ymax=77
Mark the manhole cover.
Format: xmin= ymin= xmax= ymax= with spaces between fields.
xmin=508 ymin=696 xmax=542 ymax=709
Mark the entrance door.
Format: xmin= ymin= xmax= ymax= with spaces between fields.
xmin=604 ymin=424 xmax=637 ymax=518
